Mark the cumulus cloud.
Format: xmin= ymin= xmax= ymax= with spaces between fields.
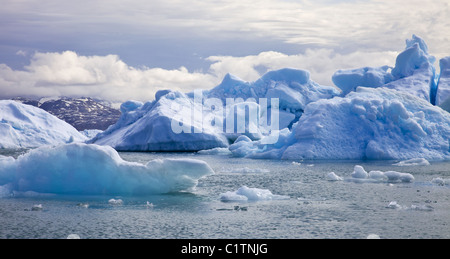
xmin=0 ymin=48 xmax=401 ymax=102
xmin=0 ymin=51 xmax=219 ymax=102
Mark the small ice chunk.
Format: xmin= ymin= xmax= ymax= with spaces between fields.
xmin=367 ymin=234 xmax=381 ymax=239
xmin=393 ymin=158 xmax=430 ymax=166
xmin=431 ymin=178 xmax=450 ymax=186
xmin=108 ymin=198 xmax=123 ymax=205
xmin=386 ymin=201 xmax=402 ymax=209
xmin=67 ymin=234 xmax=81 ymax=239
xmin=220 ymin=186 xmax=290 ymax=202
xmin=383 ymin=171 xmax=415 ymax=182
xmin=31 ymin=204 xmax=43 ymax=211
xmin=352 ymin=165 xmax=368 ymax=179
xmin=410 ymin=204 xmax=434 ymax=211
xmin=77 ymin=203 xmax=89 ymax=208
xmin=327 ymin=172 xmax=343 ymax=181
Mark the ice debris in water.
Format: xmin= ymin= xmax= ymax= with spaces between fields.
xmin=366 ymin=234 xmax=381 ymax=239
xmin=351 ymin=165 xmax=369 ymax=179
xmin=220 ymin=186 xmax=290 ymax=202
xmin=67 ymin=234 xmax=81 ymax=239
xmin=327 ymin=172 xmax=343 ymax=181
xmin=393 ymin=158 xmax=430 ymax=166
xmin=108 ymin=198 xmax=123 ymax=205
xmin=348 ymin=165 xmax=414 ymax=183
xmin=386 ymin=201 xmax=434 ymax=211
xmin=431 ymin=178 xmax=450 ymax=186
xmin=31 ymin=204 xmax=43 ymax=211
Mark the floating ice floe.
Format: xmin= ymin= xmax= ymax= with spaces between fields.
xmin=329 ymin=165 xmax=415 ymax=184
xmin=386 ymin=201 xmax=434 ymax=211
xmin=108 ymin=198 xmax=123 ymax=205
xmin=67 ymin=234 xmax=81 ymax=239
xmin=220 ymin=186 xmax=290 ymax=202
xmin=431 ymin=178 xmax=450 ymax=186
xmin=393 ymin=158 xmax=430 ymax=166
xmin=0 ymin=143 xmax=214 ymax=196
xmin=31 ymin=204 xmax=43 ymax=211
xmin=326 ymin=172 xmax=343 ymax=181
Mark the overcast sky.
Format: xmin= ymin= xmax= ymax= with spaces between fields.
xmin=1 ymin=0 xmax=449 ymax=102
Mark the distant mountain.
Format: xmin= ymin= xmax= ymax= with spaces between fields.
xmin=12 ymin=97 xmax=121 ymax=131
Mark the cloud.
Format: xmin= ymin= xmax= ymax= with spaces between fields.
xmin=0 ymin=51 xmax=219 ymax=102
xmin=0 ymin=48 xmax=401 ymax=102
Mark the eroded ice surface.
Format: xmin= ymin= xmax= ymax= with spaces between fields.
xmin=0 ymin=143 xmax=214 ymax=195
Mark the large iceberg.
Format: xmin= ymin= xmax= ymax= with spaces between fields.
xmin=437 ymin=57 xmax=450 ymax=112
xmin=0 ymin=143 xmax=214 ymax=195
xmin=91 ymin=68 xmax=340 ymax=151
xmin=230 ymin=87 xmax=450 ymax=161
xmin=332 ymin=35 xmax=437 ymax=103
xmin=0 ymin=100 xmax=87 ymax=149
xmin=90 ymin=92 xmax=230 ymax=151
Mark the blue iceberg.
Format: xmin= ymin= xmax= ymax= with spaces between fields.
xmin=332 ymin=35 xmax=437 ymax=103
xmin=91 ymin=68 xmax=339 ymax=151
xmin=231 ymin=87 xmax=450 ymax=161
xmin=0 ymin=143 xmax=214 ymax=195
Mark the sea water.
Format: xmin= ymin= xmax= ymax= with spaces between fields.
xmin=0 ymin=151 xmax=449 ymax=239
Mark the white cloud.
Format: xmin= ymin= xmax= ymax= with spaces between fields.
xmin=0 ymin=51 xmax=219 ymax=102
xmin=0 ymin=48 xmax=401 ymax=102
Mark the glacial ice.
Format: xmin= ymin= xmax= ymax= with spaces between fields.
xmin=0 ymin=143 xmax=214 ymax=195
xmin=0 ymin=100 xmax=87 ymax=149
xmin=220 ymin=186 xmax=290 ymax=201
xmin=437 ymin=57 xmax=450 ymax=112
xmin=90 ymin=91 xmax=230 ymax=151
xmin=333 ymin=35 xmax=437 ymax=103
xmin=341 ymin=165 xmax=414 ymax=183
xmin=231 ymin=87 xmax=450 ymax=161
xmin=91 ymin=68 xmax=339 ymax=151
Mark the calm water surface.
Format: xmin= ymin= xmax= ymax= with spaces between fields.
xmin=1 ymin=151 xmax=449 ymax=239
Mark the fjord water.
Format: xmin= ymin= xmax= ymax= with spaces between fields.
xmin=1 ymin=151 xmax=449 ymax=239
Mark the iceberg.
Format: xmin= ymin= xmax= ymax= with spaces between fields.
xmin=0 ymin=143 xmax=214 ymax=195
xmin=231 ymin=87 xmax=450 ymax=161
xmin=220 ymin=186 xmax=290 ymax=201
xmin=436 ymin=57 xmax=450 ymax=112
xmin=91 ymin=68 xmax=339 ymax=151
xmin=332 ymin=35 xmax=437 ymax=103
xmin=0 ymin=100 xmax=87 ymax=149
xmin=90 ymin=91 xmax=230 ymax=151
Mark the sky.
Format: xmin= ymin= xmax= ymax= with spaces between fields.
xmin=0 ymin=0 xmax=449 ymax=103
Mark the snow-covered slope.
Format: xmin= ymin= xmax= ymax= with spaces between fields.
xmin=0 ymin=100 xmax=87 ymax=149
